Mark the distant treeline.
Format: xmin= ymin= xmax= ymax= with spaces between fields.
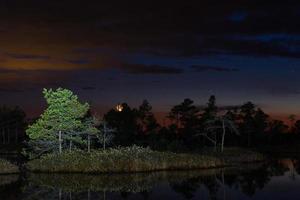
xmin=1 ymin=95 xmax=300 ymax=151
xmin=103 ymin=96 xmax=300 ymax=151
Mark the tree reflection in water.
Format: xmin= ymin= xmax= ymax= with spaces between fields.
xmin=4 ymin=158 xmax=300 ymax=200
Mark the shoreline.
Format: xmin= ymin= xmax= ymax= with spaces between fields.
xmin=27 ymin=160 xmax=266 ymax=175
xmin=0 ymin=159 xmax=20 ymax=175
xmin=26 ymin=146 xmax=265 ymax=174
xmin=27 ymin=164 xmax=265 ymax=193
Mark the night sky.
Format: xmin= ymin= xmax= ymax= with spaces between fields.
xmin=1 ymin=0 xmax=300 ymax=120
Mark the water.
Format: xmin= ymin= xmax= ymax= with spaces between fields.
xmin=2 ymin=158 xmax=300 ymax=200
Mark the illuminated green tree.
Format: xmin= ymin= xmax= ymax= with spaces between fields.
xmin=26 ymin=88 xmax=97 ymax=156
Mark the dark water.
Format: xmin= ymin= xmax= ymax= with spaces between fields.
xmin=2 ymin=158 xmax=300 ymax=200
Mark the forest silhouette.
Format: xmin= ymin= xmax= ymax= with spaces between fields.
xmin=1 ymin=95 xmax=298 ymax=152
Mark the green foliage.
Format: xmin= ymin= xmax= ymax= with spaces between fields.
xmin=27 ymin=88 xmax=89 ymax=140
xmin=25 ymin=88 xmax=98 ymax=156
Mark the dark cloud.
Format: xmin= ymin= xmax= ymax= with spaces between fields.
xmin=0 ymin=87 xmax=23 ymax=93
xmin=107 ymin=77 xmax=116 ymax=81
xmin=198 ymin=35 xmax=300 ymax=58
xmin=190 ymin=65 xmax=239 ymax=72
xmin=6 ymin=53 xmax=50 ymax=60
xmin=0 ymin=68 xmax=18 ymax=74
xmin=0 ymin=68 xmax=71 ymax=89
xmin=1 ymin=1 xmax=300 ymax=59
xmin=81 ymin=86 xmax=96 ymax=90
xmin=1 ymin=0 xmax=299 ymax=119
xmin=121 ymin=63 xmax=183 ymax=75
xmin=67 ymin=59 xmax=90 ymax=65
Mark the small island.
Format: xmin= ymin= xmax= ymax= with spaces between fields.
xmin=1 ymin=2 xmax=300 ymax=199
xmin=21 ymin=88 xmax=264 ymax=174
xmin=27 ymin=146 xmax=264 ymax=173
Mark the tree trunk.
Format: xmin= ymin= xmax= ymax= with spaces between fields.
xmin=103 ymin=123 xmax=106 ymax=150
xmin=103 ymin=135 xmax=106 ymax=150
xmin=214 ymin=132 xmax=217 ymax=152
xmin=2 ymin=127 xmax=5 ymax=145
xmin=69 ymin=135 xmax=72 ymax=151
xmin=59 ymin=189 xmax=62 ymax=200
xmin=15 ymin=126 xmax=18 ymax=144
xmin=221 ymin=119 xmax=226 ymax=153
xmin=7 ymin=127 xmax=10 ymax=144
xmin=88 ymin=134 xmax=90 ymax=153
xmin=222 ymin=170 xmax=226 ymax=200
xmin=59 ymin=130 xmax=62 ymax=154
xmin=247 ymin=131 xmax=251 ymax=147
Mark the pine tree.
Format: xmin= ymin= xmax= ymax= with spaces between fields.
xmin=26 ymin=88 xmax=97 ymax=156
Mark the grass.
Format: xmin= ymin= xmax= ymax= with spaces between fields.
xmin=27 ymin=146 xmax=264 ymax=173
xmin=203 ymin=147 xmax=265 ymax=164
xmin=0 ymin=159 xmax=19 ymax=174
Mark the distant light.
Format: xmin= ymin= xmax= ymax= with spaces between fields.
xmin=116 ymin=104 xmax=123 ymax=112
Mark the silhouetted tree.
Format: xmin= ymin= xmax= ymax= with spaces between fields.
xmin=134 ymin=100 xmax=161 ymax=147
xmin=252 ymin=108 xmax=269 ymax=145
xmin=288 ymin=114 xmax=296 ymax=130
xmin=293 ymin=120 xmax=300 ymax=135
xmin=223 ymin=108 xmax=240 ymax=146
xmin=201 ymin=95 xmax=218 ymax=122
xmin=268 ymin=120 xmax=289 ymax=144
xmin=137 ymin=100 xmax=159 ymax=135
xmin=0 ymin=106 xmax=26 ymax=146
xmin=239 ymin=102 xmax=256 ymax=147
xmin=104 ymin=103 xmax=139 ymax=146
xmin=168 ymin=98 xmax=200 ymax=147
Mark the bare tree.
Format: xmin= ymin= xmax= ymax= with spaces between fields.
xmin=198 ymin=115 xmax=239 ymax=152
xmin=98 ymin=121 xmax=115 ymax=150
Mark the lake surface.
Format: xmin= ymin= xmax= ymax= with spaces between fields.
xmin=2 ymin=158 xmax=300 ymax=200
